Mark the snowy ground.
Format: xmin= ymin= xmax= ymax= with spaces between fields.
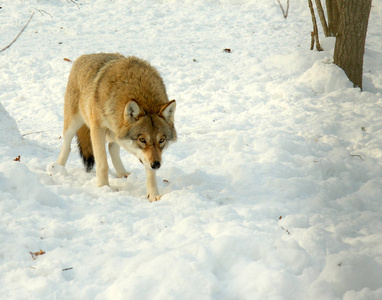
xmin=1 ymin=0 xmax=382 ymax=299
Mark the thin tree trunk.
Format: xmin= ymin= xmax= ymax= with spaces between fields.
xmin=326 ymin=0 xmax=334 ymax=34
xmin=308 ymin=0 xmax=323 ymax=51
xmin=333 ymin=0 xmax=372 ymax=90
xmin=315 ymin=0 xmax=329 ymax=37
xmin=326 ymin=0 xmax=340 ymax=36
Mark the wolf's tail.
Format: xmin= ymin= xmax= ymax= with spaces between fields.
xmin=77 ymin=124 xmax=95 ymax=172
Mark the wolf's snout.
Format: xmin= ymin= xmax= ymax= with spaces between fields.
xmin=151 ymin=161 xmax=161 ymax=170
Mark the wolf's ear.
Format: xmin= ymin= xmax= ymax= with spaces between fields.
xmin=125 ymin=100 xmax=142 ymax=122
xmin=159 ymin=100 xmax=176 ymax=123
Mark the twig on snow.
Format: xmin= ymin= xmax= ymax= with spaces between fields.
xmin=351 ymin=154 xmax=364 ymax=161
xmin=281 ymin=226 xmax=291 ymax=235
xmin=22 ymin=130 xmax=46 ymax=137
xmin=35 ymin=8 xmax=53 ymax=18
xmin=0 ymin=12 xmax=35 ymax=53
xmin=67 ymin=0 xmax=80 ymax=9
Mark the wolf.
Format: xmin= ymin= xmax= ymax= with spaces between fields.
xmin=56 ymin=53 xmax=177 ymax=201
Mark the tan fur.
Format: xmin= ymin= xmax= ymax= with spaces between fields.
xmin=57 ymin=53 xmax=177 ymax=201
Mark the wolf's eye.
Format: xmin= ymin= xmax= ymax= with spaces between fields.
xmin=159 ymin=137 xmax=166 ymax=144
xmin=139 ymin=137 xmax=146 ymax=144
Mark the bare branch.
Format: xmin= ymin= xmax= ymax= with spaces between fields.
xmin=0 ymin=12 xmax=35 ymax=53
xmin=277 ymin=0 xmax=289 ymax=19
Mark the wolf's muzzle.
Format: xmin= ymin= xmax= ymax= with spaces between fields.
xmin=151 ymin=161 xmax=161 ymax=170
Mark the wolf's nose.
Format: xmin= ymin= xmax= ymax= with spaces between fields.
xmin=151 ymin=161 xmax=161 ymax=170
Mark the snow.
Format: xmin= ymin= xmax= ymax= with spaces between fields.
xmin=1 ymin=0 xmax=382 ymax=299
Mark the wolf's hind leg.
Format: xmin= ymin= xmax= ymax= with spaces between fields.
xmin=57 ymin=115 xmax=83 ymax=167
xmin=109 ymin=142 xmax=131 ymax=178
xmin=145 ymin=167 xmax=161 ymax=202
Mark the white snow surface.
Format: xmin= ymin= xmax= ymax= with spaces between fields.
xmin=1 ymin=0 xmax=382 ymax=299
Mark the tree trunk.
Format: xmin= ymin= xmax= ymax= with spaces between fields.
xmin=333 ymin=0 xmax=372 ymax=90
xmin=326 ymin=0 xmax=340 ymax=36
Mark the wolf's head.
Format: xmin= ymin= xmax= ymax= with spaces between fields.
xmin=117 ymin=100 xmax=177 ymax=170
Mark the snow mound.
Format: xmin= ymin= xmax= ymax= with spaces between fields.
xmin=0 ymin=161 xmax=66 ymax=208
xmin=300 ymin=59 xmax=354 ymax=93
xmin=0 ymin=103 xmax=22 ymax=144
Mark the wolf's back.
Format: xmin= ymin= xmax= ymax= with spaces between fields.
xmin=70 ymin=53 xmax=125 ymax=86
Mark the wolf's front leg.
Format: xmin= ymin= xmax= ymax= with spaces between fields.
xmin=109 ymin=142 xmax=131 ymax=178
xmin=145 ymin=167 xmax=161 ymax=202
xmin=90 ymin=126 xmax=109 ymax=186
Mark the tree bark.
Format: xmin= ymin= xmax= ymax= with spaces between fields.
xmin=333 ymin=0 xmax=372 ymax=90
xmin=326 ymin=0 xmax=340 ymax=36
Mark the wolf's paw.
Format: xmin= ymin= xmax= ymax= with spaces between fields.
xmin=47 ymin=162 xmax=67 ymax=176
xmin=148 ymin=194 xmax=162 ymax=202
xmin=116 ymin=171 xmax=131 ymax=178
xmin=97 ymin=180 xmax=110 ymax=187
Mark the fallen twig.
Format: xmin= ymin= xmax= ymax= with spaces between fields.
xmin=22 ymin=130 xmax=46 ymax=137
xmin=67 ymin=0 xmax=80 ymax=9
xmin=0 ymin=12 xmax=35 ymax=53
xmin=35 ymin=8 xmax=53 ymax=18
xmin=281 ymin=226 xmax=291 ymax=235
xmin=351 ymin=154 xmax=364 ymax=161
